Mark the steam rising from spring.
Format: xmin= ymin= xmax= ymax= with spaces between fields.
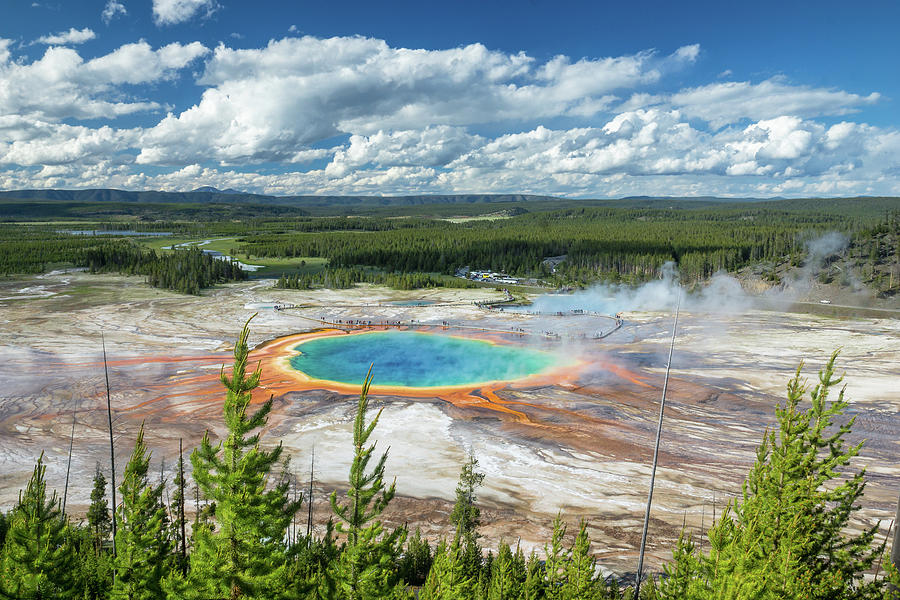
xmin=774 ymin=231 xmax=852 ymax=297
xmin=805 ymin=231 xmax=849 ymax=265
xmin=527 ymin=231 xmax=851 ymax=315
xmin=529 ymin=262 xmax=751 ymax=315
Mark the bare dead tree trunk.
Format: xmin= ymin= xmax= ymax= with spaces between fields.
xmin=306 ymin=446 xmax=315 ymax=544
xmin=61 ymin=404 xmax=77 ymax=517
xmin=891 ymin=489 xmax=900 ymax=597
xmin=635 ymin=293 xmax=681 ymax=598
xmin=102 ymin=333 xmax=117 ymax=568
xmin=178 ymin=438 xmax=187 ymax=574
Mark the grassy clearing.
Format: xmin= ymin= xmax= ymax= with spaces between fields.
xmin=139 ymin=236 xmax=329 ymax=277
xmin=14 ymin=221 xmax=105 ymax=226
xmin=441 ymin=214 xmax=513 ymax=223
xmin=141 ymin=237 xmax=200 ymax=251
xmin=245 ymin=256 xmax=328 ymax=277
xmin=140 ymin=237 xmax=236 ymax=252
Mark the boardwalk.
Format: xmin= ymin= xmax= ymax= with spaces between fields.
xmin=276 ymin=303 xmax=624 ymax=341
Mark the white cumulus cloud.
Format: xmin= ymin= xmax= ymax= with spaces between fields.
xmin=325 ymin=127 xmax=482 ymax=177
xmin=0 ymin=40 xmax=208 ymax=121
xmin=0 ymin=38 xmax=12 ymax=63
xmin=36 ymin=27 xmax=96 ymax=46
xmin=1 ymin=34 xmax=897 ymax=198
xmin=85 ymin=41 xmax=209 ymax=84
xmin=152 ymin=0 xmax=218 ymax=26
xmin=670 ymin=78 xmax=880 ymax=128
xmin=0 ymin=120 xmax=139 ymax=167
xmin=439 ymin=110 xmax=892 ymax=190
xmin=101 ymin=0 xmax=127 ymax=24
xmin=137 ymin=36 xmax=696 ymax=165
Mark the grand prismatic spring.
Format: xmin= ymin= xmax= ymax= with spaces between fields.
xmin=287 ymin=329 xmax=569 ymax=388
xmin=254 ymin=327 xmax=591 ymax=420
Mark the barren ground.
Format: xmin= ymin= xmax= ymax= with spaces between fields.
xmin=1 ymin=271 xmax=898 ymax=576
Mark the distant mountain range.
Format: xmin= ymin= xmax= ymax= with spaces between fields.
xmin=619 ymin=195 xmax=777 ymax=202
xmin=4 ymin=188 xmax=893 ymax=210
xmin=191 ymin=186 xmax=245 ymax=194
xmin=0 ymin=188 xmax=565 ymax=206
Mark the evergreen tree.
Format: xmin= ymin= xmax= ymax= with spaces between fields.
xmin=460 ymin=535 xmax=485 ymax=585
xmin=398 ymin=527 xmax=432 ymax=586
xmin=486 ymin=543 xmax=521 ymax=600
xmin=284 ymin=518 xmax=340 ymax=599
xmin=522 ymin=551 xmax=545 ymax=600
xmin=882 ymin=557 xmax=900 ymax=599
xmin=560 ymin=521 xmax=601 ymax=600
xmin=478 ymin=551 xmax=494 ymax=600
xmin=69 ymin=526 xmax=113 ymax=600
xmin=450 ymin=455 xmax=485 ymax=582
xmin=112 ymin=424 xmax=170 ymax=600
xmin=450 ymin=455 xmax=485 ymax=544
xmin=170 ymin=440 xmax=188 ymax=576
xmin=327 ymin=366 xmax=407 ymax=600
xmin=419 ymin=540 xmax=474 ymax=600
xmin=87 ymin=463 xmax=111 ymax=554
xmin=0 ymin=511 xmax=7 ymax=549
xmin=542 ymin=515 xmax=570 ymax=600
xmin=177 ymin=316 xmax=300 ymax=600
xmin=657 ymin=352 xmax=887 ymax=599
xmin=0 ymin=453 xmax=75 ymax=599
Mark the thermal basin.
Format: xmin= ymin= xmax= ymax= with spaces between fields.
xmin=287 ymin=329 xmax=566 ymax=389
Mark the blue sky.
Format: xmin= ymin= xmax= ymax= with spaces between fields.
xmin=1 ymin=0 xmax=898 ymax=197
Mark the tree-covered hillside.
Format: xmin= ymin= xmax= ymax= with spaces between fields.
xmin=2 ymin=197 xmax=898 ymax=295
xmin=238 ymin=200 xmax=900 ymax=287
xmin=0 ymin=228 xmax=245 ymax=295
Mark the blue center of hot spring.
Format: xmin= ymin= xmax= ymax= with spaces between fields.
xmin=289 ymin=330 xmax=562 ymax=388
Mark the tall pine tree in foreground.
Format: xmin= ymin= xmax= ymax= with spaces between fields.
xmin=542 ymin=514 xmax=570 ymax=599
xmin=0 ymin=453 xmax=75 ymax=599
xmin=450 ymin=455 xmax=485 ymax=543
xmin=398 ymin=527 xmax=432 ymax=586
xmin=561 ymin=520 xmax=604 ymax=600
xmin=328 ymin=366 xmax=407 ymax=600
xmin=450 ymin=455 xmax=485 ymax=582
xmin=112 ymin=424 xmax=170 ymax=600
xmin=170 ymin=439 xmax=188 ymax=576
xmin=419 ymin=539 xmax=474 ymax=600
xmin=69 ymin=524 xmax=113 ymax=600
xmin=175 ymin=316 xmax=300 ymax=600
xmin=486 ymin=542 xmax=522 ymax=600
xmin=87 ymin=463 xmax=111 ymax=555
xmin=656 ymin=351 xmax=888 ymax=600
xmin=521 ymin=551 xmax=544 ymax=600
